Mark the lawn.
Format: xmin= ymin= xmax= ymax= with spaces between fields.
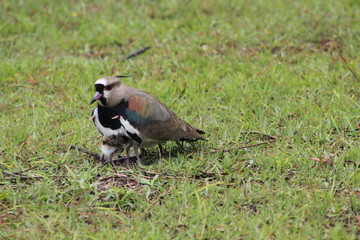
xmin=0 ymin=0 xmax=359 ymax=239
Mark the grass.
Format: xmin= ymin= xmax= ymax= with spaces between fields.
xmin=1 ymin=0 xmax=359 ymax=239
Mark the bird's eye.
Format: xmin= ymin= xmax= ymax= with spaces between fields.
xmin=105 ymin=85 xmax=113 ymax=91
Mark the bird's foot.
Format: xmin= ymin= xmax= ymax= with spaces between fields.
xmin=101 ymin=155 xmax=115 ymax=167
xmin=133 ymin=152 xmax=145 ymax=167
xmin=101 ymin=160 xmax=115 ymax=167
xmin=101 ymin=155 xmax=106 ymax=164
xmin=136 ymin=157 xmax=145 ymax=167
xmin=124 ymin=157 xmax=131 ymax=168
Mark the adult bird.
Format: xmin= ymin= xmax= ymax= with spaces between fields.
xmin=90 ymin=76 xmax=205 ymax=166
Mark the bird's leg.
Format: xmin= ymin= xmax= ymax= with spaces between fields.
xmin=125 ymin=143 xmax=133 ymax=167
xmin=157 ymin=144 xmax=165 ymax=166
xmin=101 ymin=154 xmax=115 ymax=167
xmin=176 ymin=141 xmax=185 ymax=150
xmin=108 ymin=152 xmax=115 ymax=167
xmin=101 ymin=154 xmax=106 ymax=164
xmin=158 ymin=144 xmax=166 ymax=157
xmin=133 ymin=145 xmax=144 ymax=166
xmin=140 ymin=148 xmax=146 ymax=157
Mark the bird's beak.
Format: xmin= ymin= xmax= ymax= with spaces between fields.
xmin=90 ymin=92 xmax=103 ymax=105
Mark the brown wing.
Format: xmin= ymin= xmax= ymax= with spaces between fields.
xmin=123 ymin=85 xmax=204 ymax=142
xmin=124 ymin=87 xmax=171 ymax=121
xmin=138 ymin=116 xmax=205 ymax=142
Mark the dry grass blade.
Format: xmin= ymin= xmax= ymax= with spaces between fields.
xmin=309 ymin=150 xmax=333 ymax=165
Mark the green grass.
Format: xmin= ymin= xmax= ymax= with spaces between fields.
xmin=1 ymin=0 xmax=359 ymax=239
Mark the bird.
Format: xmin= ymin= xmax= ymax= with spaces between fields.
xmin=100 ymin=135 xmax=129 ymax=165
xmin=89 ymin=76 xmax=205 ymax=166
xmin=90 ymin=107 xmax=130 ymax=165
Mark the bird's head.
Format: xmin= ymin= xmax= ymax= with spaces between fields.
xmin=90 ymin=76 xmax=126 ymax=107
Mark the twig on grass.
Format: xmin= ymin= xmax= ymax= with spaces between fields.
xmin=0 ymin=165 xmax=41 ymax=181
xmin=1 ymin=171 xmax=29 ymax=178
xmin=10 ymin=166 xmax=40 ymax=175
xmin=0 ymin=174 xmax=67 ymax=181
xmin=121 ymin=46 xmax=151 ymax=61
xmin=0 ymin=185 xmax=27 ymax=188
xmin=70 ymin=145 xmax=101 ymax=160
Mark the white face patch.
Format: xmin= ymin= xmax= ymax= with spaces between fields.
xmin=95 ymin=78 xmax=107 ymax=85
xmin=95 ymin=78 xmax=113 ymax=105
xmin=103 ymin=89 xmax=111 ymax=99
xmin=94 ymin=78 xmax=109 ymax=106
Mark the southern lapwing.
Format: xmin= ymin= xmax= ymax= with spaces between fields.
xmin=90 ymin=76 xmax=204 ymax=166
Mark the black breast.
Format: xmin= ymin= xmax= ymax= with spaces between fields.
xmin=97 ymin=101 xmax=129 ymax=130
